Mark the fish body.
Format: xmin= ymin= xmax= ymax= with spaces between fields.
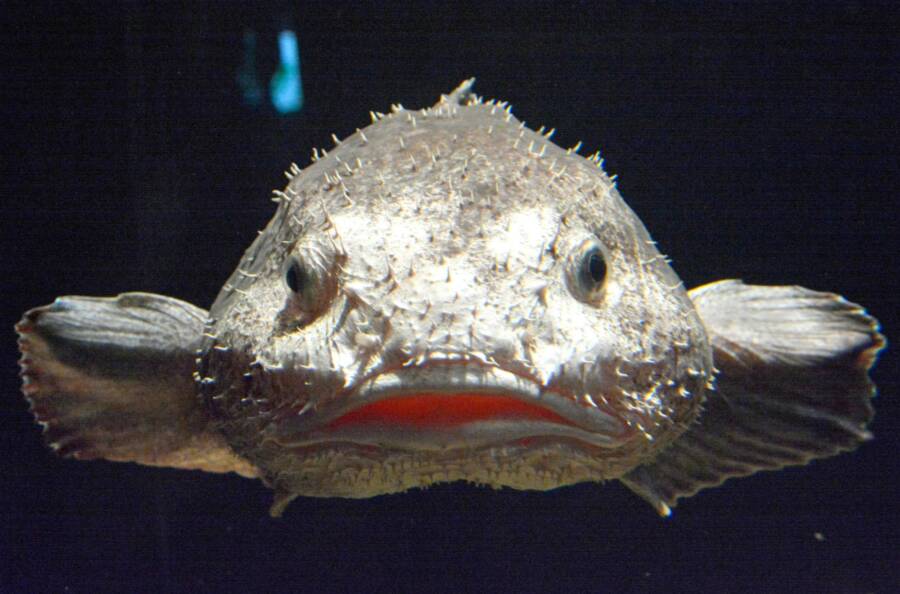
xmin=16 ymin=81 xmax=884 ymax=516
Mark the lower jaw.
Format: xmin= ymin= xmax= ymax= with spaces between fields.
xmin=280 ymin=419 xmax=626 ymax=452
xmin=268 ymin=435 xmax=641 ymax=499
xmin=271 ymin=390 xmax=628 ymax=451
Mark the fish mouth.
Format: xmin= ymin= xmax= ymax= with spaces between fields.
xmin=270 ymin=361 xmax=628 ymax=451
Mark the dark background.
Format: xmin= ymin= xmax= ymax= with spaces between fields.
xmin=2 ymin=2 xmax=897 ymax=592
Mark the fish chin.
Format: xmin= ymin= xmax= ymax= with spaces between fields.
xmin=269 ymin=361 xmax=630 ymax=453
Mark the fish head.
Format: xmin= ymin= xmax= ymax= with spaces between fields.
xmin=199 ymin=82 xmax=714 ymax=497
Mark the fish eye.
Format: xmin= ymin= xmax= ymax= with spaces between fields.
xmin=581 ymin=248 xmax=607 ymax=287
xmin=284 ymin=258 xmax=309 ymax=294
xmin=278 ymin=251 xmax=340 ymax=331
xmin=277 ymin=242 xmax=344 ymax=331
xmin=567 ymin=240 xmax=608 ymax=304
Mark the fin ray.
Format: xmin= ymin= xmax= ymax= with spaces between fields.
xmin=16 ymin=293 xmax=257 ymax=477
xmin=622 ymin=280 xmax=883 ymax=514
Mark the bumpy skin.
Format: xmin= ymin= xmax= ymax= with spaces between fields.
xmin=197 ymin=81 xmax=713 ymax=504
xmin=17 ymin=80 xmax=882 ymax=516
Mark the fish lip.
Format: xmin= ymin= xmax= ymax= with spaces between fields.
xmin=270 ymin=359 xmax=628 ymax=451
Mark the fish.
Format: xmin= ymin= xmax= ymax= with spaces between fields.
xmin=15 ymin=79 xmax=885 ymax=517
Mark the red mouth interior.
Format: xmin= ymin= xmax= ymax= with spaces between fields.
xmin=326 ymin=392 xmax=574 ymax=430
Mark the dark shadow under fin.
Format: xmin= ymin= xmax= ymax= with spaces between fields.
xmin=16 ymin=293 xmax=257 ymax=478
xmin=621 ymin=280 xmax=884 ymax=515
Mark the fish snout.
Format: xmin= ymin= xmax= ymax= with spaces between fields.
xmin=371 ymin=271 xmax=526 ymax=371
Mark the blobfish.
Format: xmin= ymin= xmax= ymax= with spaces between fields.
xmin=16 ymin=80 xmax=885 ymax=516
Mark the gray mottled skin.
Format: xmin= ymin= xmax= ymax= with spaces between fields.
xmin=17 ymin=80 xmax=883 ymax=516
xmin=199 ymin=80 xmax=711 ymax=507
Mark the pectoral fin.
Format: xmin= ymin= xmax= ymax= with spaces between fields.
xmin=622 ymin=280 xmax=884 ymax=515
xmin=16 ymin=293 xmax=257 ymax=478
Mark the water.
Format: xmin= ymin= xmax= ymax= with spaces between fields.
xmin=2 ymin=3 xmax=896 ymax=592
